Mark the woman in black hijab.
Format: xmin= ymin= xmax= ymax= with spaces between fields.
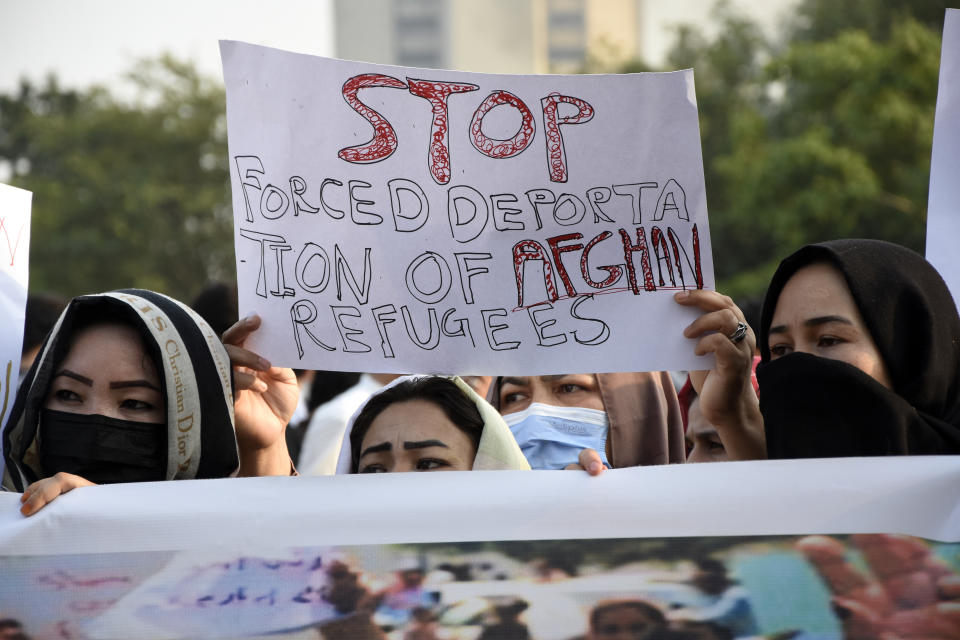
xmin=756 ymin=239 xmax=960 ymax=457
xmin=676 ymin=239 xmax=960 ymax=458
xmin=3 ymin=289 xmax=296 ymax=514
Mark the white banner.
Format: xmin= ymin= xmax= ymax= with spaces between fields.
xmin=927 ymin=8 xmax=960 ymax=304
xmin=2 ymin=457 xmax=958 ymax=555
xmin=221 ymin=41 xmax=714 ymax=375
xmin=1 ymin=458 xmax=959 ymax=639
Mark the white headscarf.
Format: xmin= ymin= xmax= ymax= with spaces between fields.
xmin=335 ymin=375 xmax=530 ymax=473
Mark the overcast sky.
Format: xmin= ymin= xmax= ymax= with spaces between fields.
xmin=0 ymin=0 xmax=796 ymax=92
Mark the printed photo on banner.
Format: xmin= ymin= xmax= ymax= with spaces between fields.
xmin=2 ymin=534 xmax=957 ymax=640
xmin=221 ymin=41 xmax=714 ymax=375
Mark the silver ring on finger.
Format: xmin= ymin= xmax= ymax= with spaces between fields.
xmin=728 ymin=321 xmax=748 ymax=344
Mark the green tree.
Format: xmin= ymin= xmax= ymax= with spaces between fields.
xmin=616 ymin=0 xmax=946 ymax=300
xmin=662 ymin=2 xmax=774 ymax=300
xmin=717 ymin=17 xmax=940 ymax=297
xmin=790 ymin=0 xmax=951 ymax=42
xmin=0 ymin=56 xmax=232 ymax=300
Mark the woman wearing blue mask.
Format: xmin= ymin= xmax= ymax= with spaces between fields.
xmin=487 ymin=373 xmax=685 ymax=474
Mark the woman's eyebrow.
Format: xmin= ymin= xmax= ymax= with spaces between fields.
xmin=804 ymin=315 xmax=854 ymax=327
xmin=500 ymin=376 xmax=528 ymax=387
xmin=403 ymin=439 xmax=449 ymax=450
xmin=109 ymin=379 xmax=161 ymax=391
xmin=770 ymin=315 xmax=854 ymax=336
xmin=359 ymin=442 xmax=392 ymax=458
xmin=53 ymin=369 xmax=93 ymax=386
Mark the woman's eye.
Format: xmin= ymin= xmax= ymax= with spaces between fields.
xmin=558 ymin=383 xmax=584 ymax=394
xmin=769 ymin=344 xmax=791 ymax=357
xmin=817 ymin=335 xmax=842 ymax=348
xmin=707 ymin=439 xmax=726 ymax=453
xmin=53 ymin=389 xmax=81 ymax=403
xmin=359 ymin=464 xmax=386 ymax=474
xmin=416 ymin=458 xmax=449 ymax=471
xmin=120 ymin=399 xmax=155 ymax=411
xmin=501 ymin=391 xmax=525 ymax=405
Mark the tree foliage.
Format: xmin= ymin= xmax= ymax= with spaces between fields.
xmin=0 ymin=56 xmax=232 ymax=300
xmin=619 ymin=0 xmax=947 ymax=300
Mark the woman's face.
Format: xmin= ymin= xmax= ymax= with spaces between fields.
xmin=357 ymin=399 xmax=477 ymax=473
xmin=768 ymin=262 xmax=892 ymax=388
xmin=684 ymin=397 xmax=727 ymax=463
xmin=497 ymin=374 xmax=604 ymax=414
xmin=44 ymin=323 xmax=165 ymax=423
xmin=589 ymin=605 xmax=660 ymax=640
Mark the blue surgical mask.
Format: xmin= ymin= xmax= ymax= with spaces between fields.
xmin=502 ymin=403 xmax=610 ymax=470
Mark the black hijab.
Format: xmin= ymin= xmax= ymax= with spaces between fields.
xmin=756 ymin=239 xmax=960 ymax=457
xmin=3 ymin=289 xmax=239 ymax=491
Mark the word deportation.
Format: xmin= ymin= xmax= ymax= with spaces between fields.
xmin=234 ymin=156 xmax=693 ymax=243
xmin=240 ymin=223 xmax=703 ymax=359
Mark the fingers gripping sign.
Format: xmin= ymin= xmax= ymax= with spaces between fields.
xmin=223 ymin=314 xmax=299 ymax=476
xmin=20 ymin=472 xmax=95 ymax=517
xmin=564 ymin=448 xmax=607 ymax=476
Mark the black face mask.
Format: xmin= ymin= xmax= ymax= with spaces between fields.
xmin=39 ymin=409 xmax=166 ymax=484
xmin=757 ymin=353 xmax=955 ymax=458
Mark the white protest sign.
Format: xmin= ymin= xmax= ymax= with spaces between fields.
xmin=0 ymin=458 xmax=958 ymax=639
xmin=0 ymin=184 xmax=31 ymax=452
xmin=221 ymin=41 xmax=714 ymax=374
xmin=927 ymin=8 xmax=960 ymax=304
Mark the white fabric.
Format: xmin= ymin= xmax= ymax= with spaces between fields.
xmin=299 ymin=375 xmax=384 ymax=476
xmin=1 ymin=457 xmax=958 ymax=555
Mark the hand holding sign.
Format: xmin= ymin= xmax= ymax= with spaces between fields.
xmin=674 ymin=289 xmax=764 ymax=460
xmin=223 ymin=314 xmax=298 ymax=476
xmin=20 ymin=472 xmax=96 ymax=517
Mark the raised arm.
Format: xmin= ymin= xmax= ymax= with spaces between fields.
xmin=674 ymin=290 xmax=765 ymax=460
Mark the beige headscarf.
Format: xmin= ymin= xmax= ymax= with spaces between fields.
xmin=487 ymin=372 xmax=685 ymax=468
xmin=335 ymin=375 xmax=530 ymax=473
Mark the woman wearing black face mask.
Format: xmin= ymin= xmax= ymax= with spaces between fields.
xmin=755 ymin=239 xmax=960 ymax=457
xmin=676 ymin=239 xmax=960 ymax=458
xmin=3 ymin=289 xmax=297 ymax=514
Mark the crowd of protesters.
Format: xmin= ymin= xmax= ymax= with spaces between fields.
xmin=6 ymin=238 xmax=958 ymax=506
xmin=2 ymin=237 xmax=960 ymax=638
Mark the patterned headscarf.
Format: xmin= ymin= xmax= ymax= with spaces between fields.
xmin=3 ymin=289 xmax=238 ymax=491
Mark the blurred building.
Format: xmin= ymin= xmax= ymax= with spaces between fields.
xmin=333 ymin=0 xmax=644 ymax=73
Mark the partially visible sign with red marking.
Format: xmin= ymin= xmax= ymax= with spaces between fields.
xmin=0 ymin=183 xmax=31 ymax=474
